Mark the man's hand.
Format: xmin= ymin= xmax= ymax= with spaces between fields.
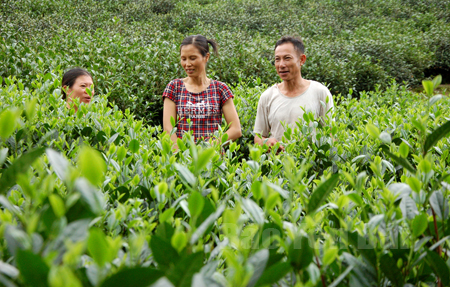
xmin=265 ymin=138 xmax=285 ymax=153
xmin=254 ymin=135 xmax=285 ymax=153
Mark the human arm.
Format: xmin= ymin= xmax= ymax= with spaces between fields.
xmin=222 ymin=98 xmax=242 ymax=142
xmin=253 ymin=89 xmax=284 ymax=151
xmin=162 ymin=98 xmax=179 ymax=150
xmin=319 ymin=90 xmax=335 ymax=141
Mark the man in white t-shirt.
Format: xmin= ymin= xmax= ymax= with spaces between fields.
xmin=254 ymin=36 xmax=334 ymax=151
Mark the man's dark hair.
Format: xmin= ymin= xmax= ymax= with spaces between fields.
xmin=275 ymin=36 xmax=305 ymax=55
xmin=180 ymin=34 xmax=218 ymax=57
xmin=61 ymin=68 xmax=92 ymax=100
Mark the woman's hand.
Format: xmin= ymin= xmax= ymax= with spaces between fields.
xmin=163 ymin=98 xmax=179 ymax=151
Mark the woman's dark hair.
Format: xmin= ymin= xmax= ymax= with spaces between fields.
xmin=275 ymin=36 xmax=305 ymax=56
xmin=180 ymin=35 xmax=218 ymax=57
xmin=61 ymin=68 xmax=92 ymax=100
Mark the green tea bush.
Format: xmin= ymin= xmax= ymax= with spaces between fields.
xmin=1 ymin=0 xmax=449 ymax=124
xmin=1 ymin=2 xmax=450 ymax=284
xmin=1 ymin=70 xmax=450 ymax=286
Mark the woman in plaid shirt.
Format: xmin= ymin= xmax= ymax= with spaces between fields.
xmin=162 ymin=35 xmax=242 ymax=150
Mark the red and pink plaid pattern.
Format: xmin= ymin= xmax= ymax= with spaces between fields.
xmin=162 ymin=79 xmax=234 ymax=140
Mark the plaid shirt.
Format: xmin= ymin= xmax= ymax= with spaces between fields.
xmin=162 ymin=79 xmax=234 ymax=140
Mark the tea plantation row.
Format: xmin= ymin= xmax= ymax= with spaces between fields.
xmin=1 ymin=71 xmax=450 ymax=286
xmin=1 ymin=0 xmax=450 ymax=124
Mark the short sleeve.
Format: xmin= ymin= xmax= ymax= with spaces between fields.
xmin=162 ymin=80 xmax=178 ymax=102
xmin=318 ymin=86 xmax=335 ymax=123
xmin=326 ymin=91 xmax=334 ymax=120
xmin=217 ymin=81 xmax=234 ymax=106
xmin=253 ymin=94 xmax=270 ymax=138
xmin=323 ymin=89 xmax=334 ymax=118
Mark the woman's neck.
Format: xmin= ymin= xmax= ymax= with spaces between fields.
xmin=185 ymin=73 xmax=209 ymax=87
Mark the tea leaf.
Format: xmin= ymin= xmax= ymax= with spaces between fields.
xmin=432 ymin=75 xmax=442 ymax=89
xmin=0 ymin=148 xmax=7 ymax=166
xmin=289 ymin=235 xmax=313 ymax=272
xmin=425 ymin=250 xmax=450 ymax=286
xmin=116 ymin=145 xmax=127 ymax=162
xmin=422 ymin=80 xmax=434 ymax=97
xmin=49 ymin=194 xmax=65 ymax=218
xmin=399 ymin=197 xmax=418 ymax=220
xmin=25 ymin=98 xmax=38 ymax=121
xmin=0 ymin=148 xmax=45 ymax=194
xmin=160 ymin=207 xmax=175 ymax=223
xmin=171 ymin=232 xmax=187 ymax=253
xmin=307 ymin=173 xmax=340 ymax=214
xmin=388 ymin=183 xmax=412 ymax=199
xmin=328 ymin=265 xmax=353 ymax=287
xmin=48 ymin=266 xmax=83 ymax=287
xmin=255 ymin=261 xmax=291 ymax=287
xmin=100 ymin=268 xmax=163 ymax=287
xmin=129 ymin=139 xmax=139 ymax=153
xmin=347 ymin=232 xmax=377 ymax=270
xmin=412 ymin=213 xmax=428 ymax=237
xmin=74 ymin=178 xmax=105 ymax=216
xmin=251 ymin=181 xmax=262 ymax=200
xmin=0 ymin=261 xmax=19 ymax=279
xmin=429 ymin=94 xmax=443 ymax=106
xmin=0 ymin=108 xmax=19 ymax=139
xmin=170 ymin=116 xmax=176 ymax=130
xmin=190 ymin=205 xmax=225 ymax=245
xmin=423 ymin=120 xmax=450 ymax=156
xmin=399 ymin=142 xmax=409 ymax=158
xmin=175 ymin=163 xmax=196 ymax=186
xmin=87 ymin=228 xmax=110 ymax=267
xmin=366 ymin=123 xmax=380 ymax=139
xmin=188 ymin=191 xmax=204 ymax=218
xmin=16 ymin=249 xmax=49 ymax=287
xmin=380 ymin=145 xmax=416 ymax=173
xmin=379 ymin=253 xmax=404 ymax=287
xmin=323 ymin=247 xmax=338 ymax=266
xmin=406 ymin=177 xmax=421 ymax=193
xmin=221 ymin=133 xmax=229 ymax=144
xmin=241 ymin=198 xmax=264 ymax=225
xmin=166 ymin=252 xmax=203 ymax=287
xmin=429 ymin=190 xmax=449 ymax=220
xmin=107 ymin=133 xmax=119 ymax=145
xmin=195 ymin=148 xmax=215 ymax=174
xmin=247 ymin=249 xmax=269 ymax=287
xmin=46 ymin=149 xmax=70 ymax=181
xmin=150 ymin=235 xmax=179 ymax=270
xmin=78 ymin=146 xmax=106 ymax=186
xmin=379 ymin=131 xmax=391 ymax=144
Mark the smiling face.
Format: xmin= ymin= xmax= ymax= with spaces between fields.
xmin=180 ymin=44 xmax=209 ymax=78
xmin=64 ymin=75 xmax=94 ymax=104
xmin=274 ymin=42 xmax=306 ymax=81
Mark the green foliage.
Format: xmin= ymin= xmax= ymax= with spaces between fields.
xmin=15 ymin=249 xmax=50 ymax=287
xmin=1 ymin=0 xmax=449 ymax=124
xmin=78 ymin=146 xmax=106 ymax=186
xmin=99 ymin=268 xmax=163 ymax=287
xmin=1 ymin=0 xmax=450 ymax=286
xmin=1 ymin=70 xmax=450 ymax=285
xmin=307 ymin=173 xmax=340 ymax=214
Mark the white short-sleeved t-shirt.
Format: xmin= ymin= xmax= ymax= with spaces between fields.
xmin=254 ymin=80 xmax=334 ymax=141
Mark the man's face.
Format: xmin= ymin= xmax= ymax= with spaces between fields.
xmin=274 ymin=42 xmax=305 ymax=81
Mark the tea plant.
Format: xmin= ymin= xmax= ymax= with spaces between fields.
xmin=1 ymin=0 xmax=449 ymax=124
xmin=0 ymin=69 xmax=449 ymax=286
xmin=1 ymin=0 xmax=450 ymax=285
